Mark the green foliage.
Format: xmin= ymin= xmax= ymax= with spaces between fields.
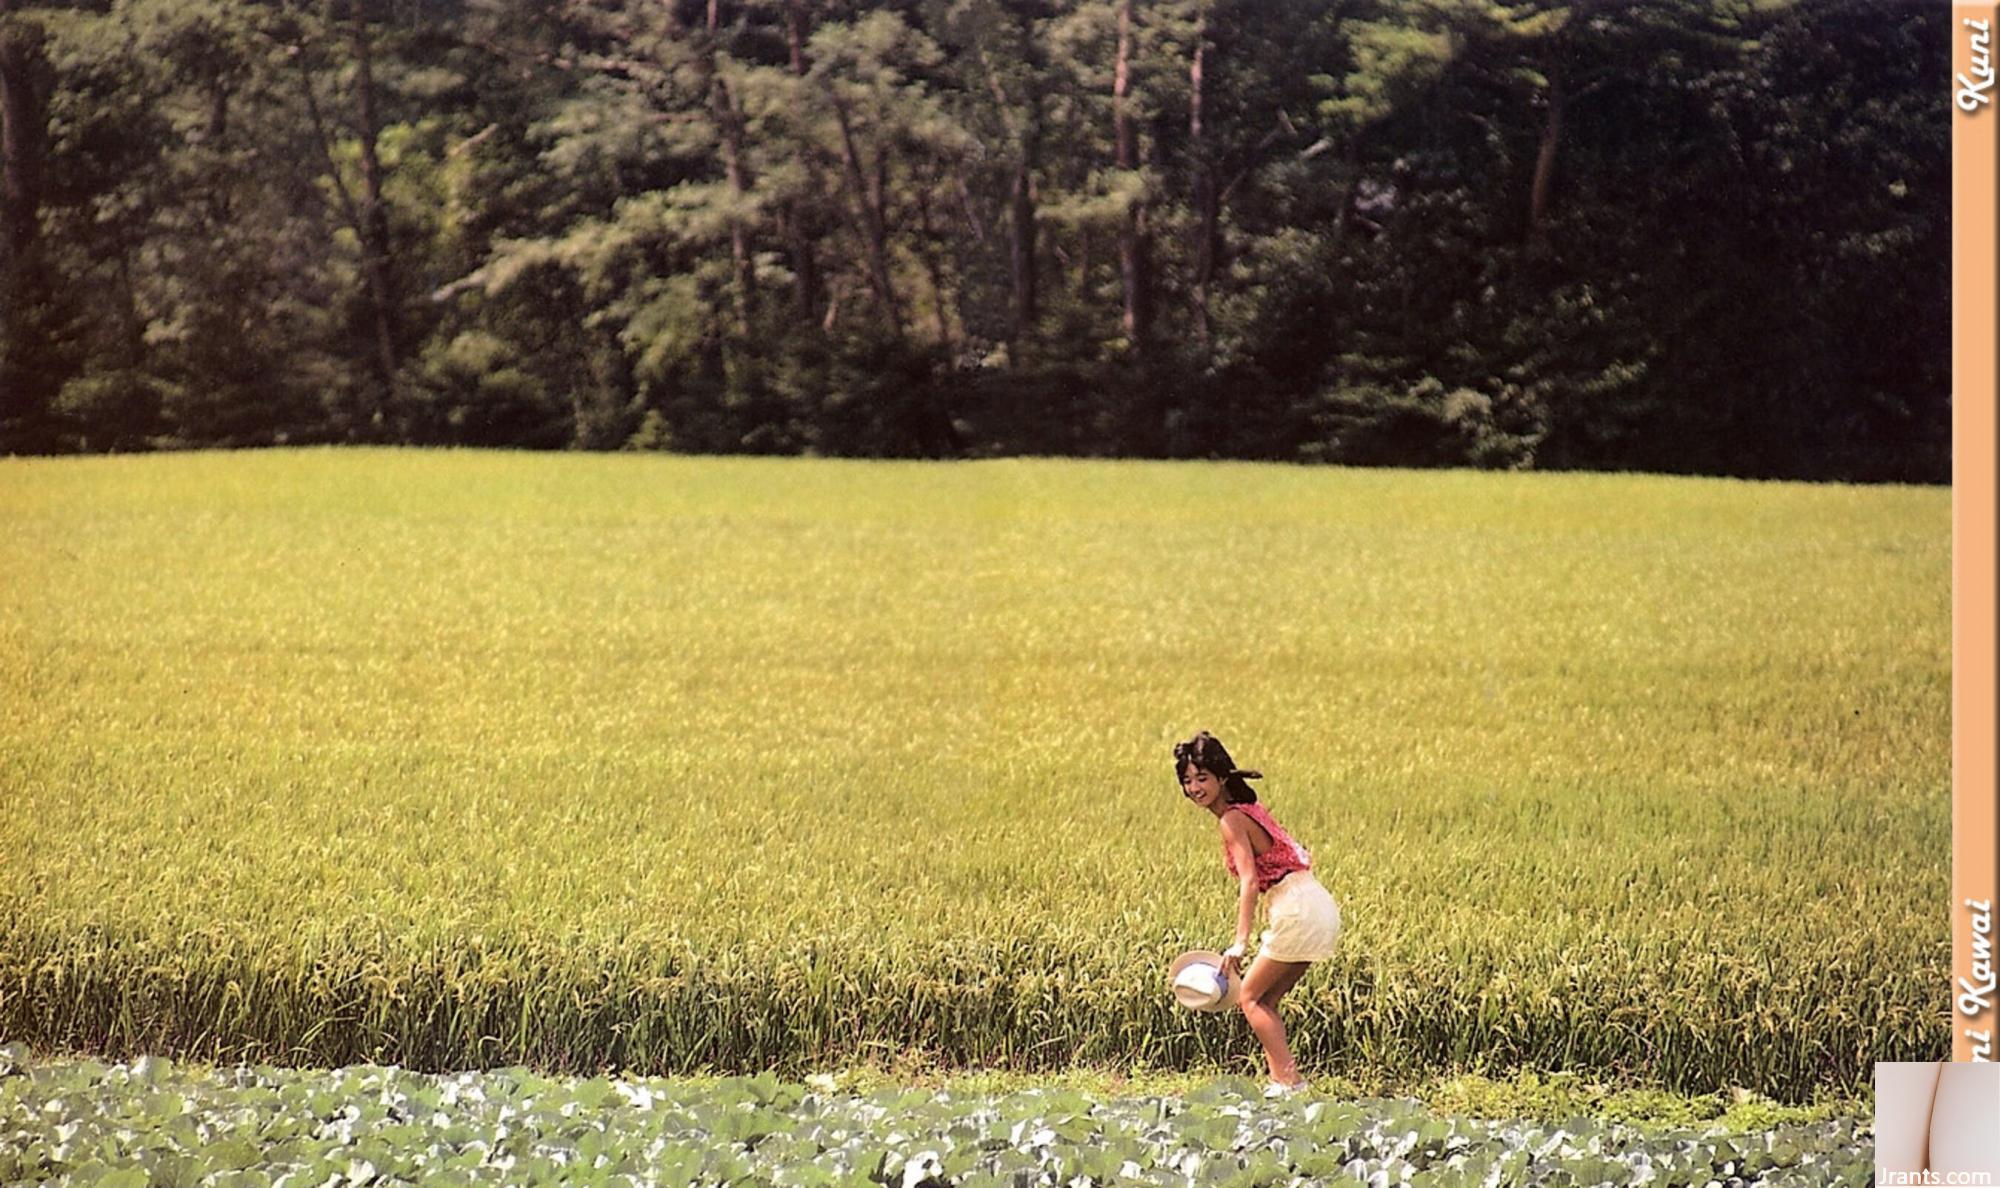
xmin=52 ymin=369 xmax=170 ymax=451
xmin=1315 ymin=17 xmax=1454 ymax=131
xmin=0 ymin=0 xmax=1948 ymax=480
xmin=0 ymin=1051 xmax=1876 ymax=1185
xmin=401 ymin=330 xmax=553 ymax=445
xmin=1301 ymin=375 xmax=1543 ymax=469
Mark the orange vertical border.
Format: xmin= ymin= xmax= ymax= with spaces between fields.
xmin=1954 ymin=2 xmax=1998 ymax=1064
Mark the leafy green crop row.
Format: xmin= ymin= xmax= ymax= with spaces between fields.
xmin=0 ymin=451 xmax=1950 ymax=1099
xmin=0 ymin=1048 xmax=1872 ymax=1187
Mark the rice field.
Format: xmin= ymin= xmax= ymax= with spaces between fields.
xmin=0 ymin=449 xmax=1951 ymax=1102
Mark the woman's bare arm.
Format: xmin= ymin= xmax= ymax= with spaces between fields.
xmin=1219 ymin=815 xmax=1260 ymax=963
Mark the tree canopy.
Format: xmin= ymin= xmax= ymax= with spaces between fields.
xmin=0 ymin=0 xmax=1949 ymax=481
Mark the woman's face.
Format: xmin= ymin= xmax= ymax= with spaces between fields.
xmin=1180 ymin=763 xmax=1226 ymax=810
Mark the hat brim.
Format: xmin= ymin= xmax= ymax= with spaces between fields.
xmin=1168 ymin=948 xmax=1242 ymax=1013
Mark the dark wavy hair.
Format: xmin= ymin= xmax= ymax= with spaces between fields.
xmin=1173 ymin=731 xmax=1264 ymax=805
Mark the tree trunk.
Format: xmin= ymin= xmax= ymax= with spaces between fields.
xmin=0 ymin=7 xmax=47 ymax=282
xmin=783 ymin=0 xmax=822 ymax=324
xmin=915 ymin=181 xmax=953 ymax=347
xmin=349 ymin=2 xmax=399 ymax=431
xmin=1113 ymin=0 xmax=1150 ymax=350
xmin=0 ymin=4 xmax=53 ymax=449
xmin=1189 ymin=5 xmax=1214 ymax=350
xmin=206 ymin=85 xmax=234 ymax=224
xmin=708 ymin=0 xmax=753 ymax=335
xmin=829 ymin=90 xmax=904 ymax=336
xmin=713 ymin=81 xmax=754 ymax=336
xmin=980 ymin=33 xmax=1039 ymax=345
xmin=784 ymin=0 xmax=806 ymax=74
xmin=1009 ymin=156 xmax=1038 ymax=340
xmin=954 ymin=172 xmax=986 ymax=243
xmin=1527 ymin=65 xmax=1563 ymax=249
xmin=208 ymin=82 xmax=229 ymax=141
xmin=1331 ymin=137 xmax=1362 ymax=247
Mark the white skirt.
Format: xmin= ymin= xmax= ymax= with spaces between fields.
xmin=1258 ymin=870 xmax=1342 ymax=963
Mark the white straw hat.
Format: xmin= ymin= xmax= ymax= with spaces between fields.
xmin=1168 ymin=948 xmax=1242 ymax=1013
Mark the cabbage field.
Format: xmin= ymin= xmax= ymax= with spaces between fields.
xmin=0 ymin=1047 xmax=1872 ymax=1187
xmin=0 ymin=449 xmax=1949 ymax=1109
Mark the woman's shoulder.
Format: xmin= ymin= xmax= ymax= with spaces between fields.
xmin=1239 ymin=802 xmax=1297 ymax=840
xmin=1217 ymin=805 xmax=1273 ymax=841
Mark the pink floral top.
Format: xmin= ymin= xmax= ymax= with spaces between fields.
xmin=1221 ymin=802 xmax=1313 ymax=892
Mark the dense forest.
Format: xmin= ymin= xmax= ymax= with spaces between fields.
xmin=0 ymin=0 xmax=1949 ymax=480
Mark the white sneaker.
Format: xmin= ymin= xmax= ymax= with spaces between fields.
xmin=1262 ymin=1079 xmax=1309 ymax=1100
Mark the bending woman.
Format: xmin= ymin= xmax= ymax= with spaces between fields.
xmin=1175 ymin=731 xmax=1342 ymax=1098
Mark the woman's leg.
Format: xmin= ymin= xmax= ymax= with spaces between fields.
xmin=1238 ymin=956 xmax=1314 ymax=1084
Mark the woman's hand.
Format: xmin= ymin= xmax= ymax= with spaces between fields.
xmin=1222 ymin=940 xmax=1246 ymax=980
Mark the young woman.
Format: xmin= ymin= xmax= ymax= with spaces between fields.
xmin=1175 ymin=731 xmax=1342 ymax=1097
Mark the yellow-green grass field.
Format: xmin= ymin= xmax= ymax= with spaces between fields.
xmin=0 ymin=449 xmax=1949 ymax=1104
